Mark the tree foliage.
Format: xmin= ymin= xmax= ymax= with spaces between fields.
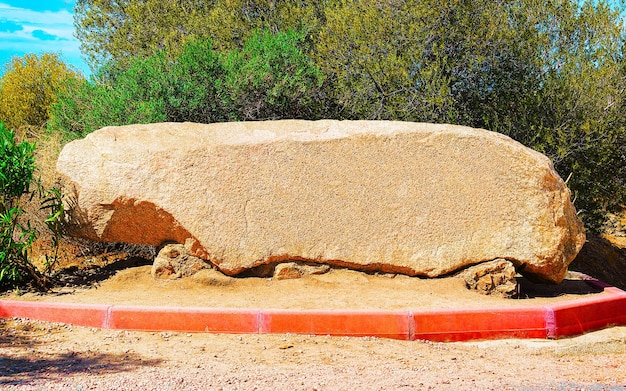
xmin=224 ymin=29 xmax=323 ymax=120
xmin=50 ymin=31 xmax=325 ymax=137
xmin=74 ymin=0 xmax=213 ymax=68
xmin=0 ymin=53 xmax=83 ymax=133
xmin=74 ymin=0 xmax=325 ymax=69
xmin=68 ymin=0 xmax=626 ymax=231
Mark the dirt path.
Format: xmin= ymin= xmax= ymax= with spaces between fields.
xmin=1 ymin=318 xmax=625 ymax=390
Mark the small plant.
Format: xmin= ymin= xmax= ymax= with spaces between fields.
xmin=0 ymin=122 xmax=45 ymax=289
xmin=39 ymin=187 xmax=65 ymax=278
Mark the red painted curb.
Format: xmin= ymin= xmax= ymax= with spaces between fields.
xmin=1 ymin=277 xmax=625 ymax=341
xmin=548 ymin=291 xmax=626 ymax=339
xmin=411 ymin=306 xmax=549 ymax=342
xmin=108 ymin=306 xmax=259 ymax=333
xmin=260 ymin=310 xmax=411 ymax=340
xmin=0 ymin=300 xmax=110 ymax=328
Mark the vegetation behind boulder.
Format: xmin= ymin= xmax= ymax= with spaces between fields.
xmin=49 ymin=30 xmax=324 ymax=139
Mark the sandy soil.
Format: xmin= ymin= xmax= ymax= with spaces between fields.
xmin=2 ymin=266 xmax=607 ymax=310
xmin=2 ymin=266 xmax=626 ymax=390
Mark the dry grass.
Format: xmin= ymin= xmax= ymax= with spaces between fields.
xmin=15 ymin=128 xmax=84 ymax=274
xmin=15 ymin=128 xmax=64 ymax=234
xmin=31 ymin=128 xmax=66 ymax=189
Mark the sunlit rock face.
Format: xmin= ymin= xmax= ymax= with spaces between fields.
xmin=57 ymin=120 xmax=585 ymax=283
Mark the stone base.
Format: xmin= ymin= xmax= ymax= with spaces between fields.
xmin=152 ymin=244 xmax=210 ymax=279
xmin=274 ymin=262 xmax=331 ymax=280
xmin=456 ymin=259 xmax=518 ymax=297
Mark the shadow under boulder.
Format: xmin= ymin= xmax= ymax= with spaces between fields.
xmin=569 ymin=234 xmax=626 ymax=291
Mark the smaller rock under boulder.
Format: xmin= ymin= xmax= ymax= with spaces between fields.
xmin=152 ymin=243 xmax=210 ymax=279
xmin=456 ymin=259 xmax=518 ymax=297
xmin=274 ymin=262 xmax=331 ymax=280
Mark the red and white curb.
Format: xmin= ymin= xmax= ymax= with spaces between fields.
xmin=1 ymin=277 xmax=625 ymax=342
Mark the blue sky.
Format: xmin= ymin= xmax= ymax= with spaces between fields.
xmin=0 ymin=0 xmax=90 ymax=76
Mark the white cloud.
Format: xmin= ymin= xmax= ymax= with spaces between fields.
xmin=0 ymin=2 xmax=89 ymax=75
xmin=0 ymin=3 xmax=77 ymax=46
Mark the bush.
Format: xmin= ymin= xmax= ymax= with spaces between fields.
xmin=164 ymin=39 xmax=231 ymax=123
xmin=0 ymin=122 xmax=40 ymax=288
xmin=49 ymin=45 xmax=220 ymax=138
xmin=224 ymin=29 xmax=324 ymax=120
xmin=49 ymin=58 xmax=168 ymax=139
xmin=49 ymin=30 xmax=326 ymax=138
xmin=0 ymin=122 xmax=66 ymax=290
xmin=0 ymin=53 xmax=83 ymax=135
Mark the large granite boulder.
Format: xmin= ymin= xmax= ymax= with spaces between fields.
xmin=56 ymin=120 xmax=585 ymax=283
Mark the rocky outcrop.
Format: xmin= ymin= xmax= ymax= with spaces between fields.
xmin=569 ymin=235 xmax=626 ymax=291
xmin=56 ymin=120 xmax=585 ymax=283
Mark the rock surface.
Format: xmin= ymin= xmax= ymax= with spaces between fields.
xmin=274 ymin=262 xmax=331 ymax=280
xmin=56 ymin=120 xmax=585 ymax=283
xmin=152 ymin=243 xmax=209 ymax=279
xmin=456 ymin=259 xmax=518 ymax=297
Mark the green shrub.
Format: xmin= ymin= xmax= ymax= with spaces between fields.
xmin=47 ymin=77 xmax=103 ymax=139
xmin=165 ymin=39 xmax=231 ymax=123
xmin=0 ymin=122 xmax=66 ymax=290
xmin=49 ymin=58 xmax=168 ymax=139
xmin=49 ymin=30 xmax=326 ymax=138
xmin=0 ymin=122 xmax=39 ymax=288
xmin=224 ymin=29 xmax=324 ymax=120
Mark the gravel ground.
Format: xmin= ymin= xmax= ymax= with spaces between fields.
xmin=1 ymin=318 xmax=626 ymax=390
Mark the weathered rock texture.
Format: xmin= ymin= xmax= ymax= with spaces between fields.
xmin=274 ymin=262 xmax=331 ymax=280
xmin=56 ymin=120 xmax=586 ymax=283
xmin=456 ymin=259 xmax=518 ymax=297
xmin=152 ymin=243 xmax=210 ymax=279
